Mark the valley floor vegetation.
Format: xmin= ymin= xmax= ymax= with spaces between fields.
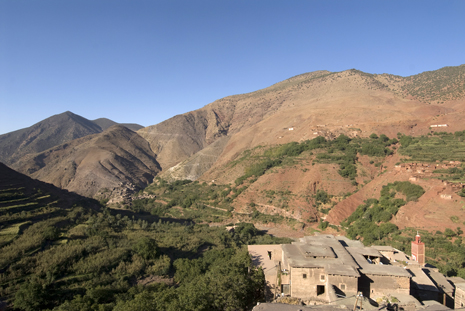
xmin=0 ymin=184 xmax=290 ymax=311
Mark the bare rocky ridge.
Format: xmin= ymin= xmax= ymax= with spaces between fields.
xmin=92 ymin=118 xmax=144 ymax=132
xmin=12 ymin=125 xmax=161 ymax=200
xmin=0 ymin=111 xmax=144 ymax=167
xmin=2 ymin=65 xmax=465 ymax=233
xmin=0 ymin=111 xmax=102 ymax=166
xmin=137 ymin=109 xmax=229 ymax=170
xmin=139 ymin=66 xmax=465 ymax=183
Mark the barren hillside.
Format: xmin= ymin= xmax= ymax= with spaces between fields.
xmin=140 ymin=66 xmax=465 ymax=181
xmin=12 ymin=125 xmax=161 ymax=199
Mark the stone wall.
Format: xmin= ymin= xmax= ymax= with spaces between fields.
xmin=290 ymin=267 xmax=327 ymax=301
xmin=455 ymin=285 xmax=465 ymax=309
xmin=359 ymin=274 xmax=410 ymax=298
xmin=327 ymin=274 xmax=358 ymax=297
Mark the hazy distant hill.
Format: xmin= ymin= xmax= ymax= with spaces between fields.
xmin=12 ymin=125 xmax=161 ymax=199
xmin=0 ymin=111 xmax=144 ymax=167
xmin=0 ymin=111 xmax=102 ymax=166
xmin=92 ymin=117 xmax=144 ymax=132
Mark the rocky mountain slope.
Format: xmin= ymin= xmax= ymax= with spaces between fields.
xmin=0 ymin=111 xmax=144 ymax=166
xmin=0 ymin=111 xmax=102 ymax=166
xmin=91 ymin=117 xmax=144 ymax=132
xmin=140 ymin=65 xmax=465 ymax=181
xmin=2 ymin=64 xmax=465 ymax=231
xmin=136 ymin=64 xmax=465 ymax=237
xmin=11 ymin=125 xmax=161 ymax=200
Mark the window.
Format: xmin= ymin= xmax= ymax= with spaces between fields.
xmin=340 ymin=284 xmax=346 ymax=291
xmin=303 ymin=274 xmax=307 ymax=279
xmin=320 ymin=274 xmax=325 ymax=281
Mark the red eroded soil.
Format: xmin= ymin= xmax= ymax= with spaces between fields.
xmin=393 ymin=180 xmax=465 ymax=232
xmin=327 ymin=150 xmax=465 ymax=233
xmin=231 ymin=162 xmax=356 ymax=222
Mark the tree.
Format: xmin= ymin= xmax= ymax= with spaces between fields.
xmin=379 ymin=134 xmax=389 ymax=142
xmin=445 ymin=228 xmax=457 ymax=238
xmin=13 ymin=279 xmax=47 ymax=311
xmin=42 ymin=226 xmax=60 ymax=241
xmin=133 ymin=237 xmax=158 ymax=260
xmin=315 ymin=190 xmax=330 ymax=205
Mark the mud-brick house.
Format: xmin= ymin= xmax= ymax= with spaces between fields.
xmin=454 ymin=283 xmax=465 ymax=309
xmin=249 ymin=233 xmax=464 ymax=307
xmin=280 ymin=235 xmax=360 ymax=302
xmin=423 ymin=267 xmax=454 ymax=308
xmin=345 ymin=245 xmax=411 ymax=297
xmin=248 ymin=244 xmax=283 ymax=300
xmin=338 ymin=236 xmax=411 ymax=298
xmin=267 ymin=234 xmax=412 ymax=302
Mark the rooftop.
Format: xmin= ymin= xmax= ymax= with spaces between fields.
xmin=248 ymin=244 xmax=282 ymax=277
xmin=423 ymin=268 xmax=454 ymax=293
xmin=346 ymin=247 xmax=411 ymax=277
xmin=408 ymin=267 xmax=440 ymax=292
xmin=282 ymin=235 xmax=359 ymax=272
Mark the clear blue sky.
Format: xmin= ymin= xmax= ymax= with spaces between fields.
xmin=1 ymin=0 xmax=464 ymax=134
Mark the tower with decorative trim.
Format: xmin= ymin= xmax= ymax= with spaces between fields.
xmin=411 ymin=233 xmax=425 ymax=266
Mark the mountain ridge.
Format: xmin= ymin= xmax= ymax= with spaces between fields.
xmin=12 ymin=125 xmax=161 ymax=200
xmin=156 ymin=65 xmax=465 ymax=182
xmin=2 ymin=64 xmax=465 ymax=209
xmin=0 ymin=111 xmax=144 ymax=166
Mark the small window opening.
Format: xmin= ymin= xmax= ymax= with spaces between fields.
xmin=303 ymin=274 xmax=307 ymax=279
xmin=320 ymin=274 xmax=326 ymax=281
xmin=267 ymin=251 xmax=272 ymax=260
xmin=340 ymin=284 xmax=346 ymax=291
xmin=317 ymin=285 xmax=325 ymax=295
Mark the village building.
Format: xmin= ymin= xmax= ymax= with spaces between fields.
xmin=249 ymin=233 xmax=465 ymax=309
xmin=280 ymin=235 xmax=360 ymax=301
xmin=424 ymin=267 xmax=455 ymax=308
xmin=454 ymin=283 xmax=465 ymax=309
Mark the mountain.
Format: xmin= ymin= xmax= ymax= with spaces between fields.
xmin=3 ymin=64 xmax=465 ymax=228
xmin=139 ymin=65 xmax=465 ymax=181
xmin=132 ymin=65 xmax=465 ymax=237
xmin=92 ymin=117 xmax=144 ymax=132
xmin=0 ymin=111 xmax=102 ymax=166
xmin=0 ymin=111 xmax=145 ymax=167
xmin=11 ymin=125 xmax=161 ymax=200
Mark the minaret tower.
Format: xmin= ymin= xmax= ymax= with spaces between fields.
xmin=411 ymin=232 xmax=425 ymax=266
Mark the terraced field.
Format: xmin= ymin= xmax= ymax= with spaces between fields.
xmin=399 ymin=132 xmax=465 ymax=162
xmin=0 ymin=184 xmax=63 ymax=242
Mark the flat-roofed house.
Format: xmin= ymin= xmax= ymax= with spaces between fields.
xmin=280 ymin=235 xmax=360 ymax=302
xmin=346 ymin=246 xmax=411 ymax=298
